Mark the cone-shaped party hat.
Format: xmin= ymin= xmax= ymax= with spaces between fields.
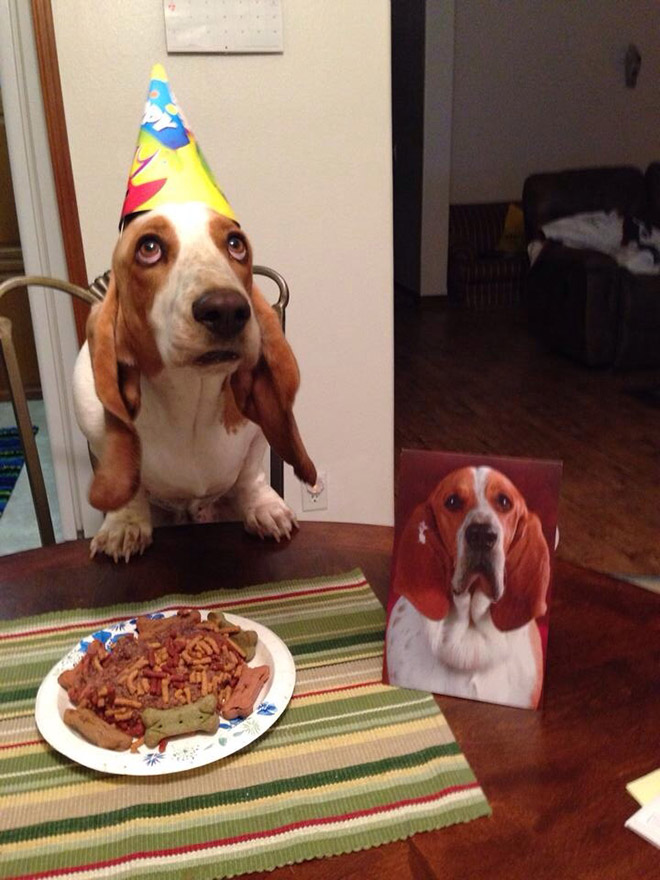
xmin=120 ymin=64 xmax=237 ymax=227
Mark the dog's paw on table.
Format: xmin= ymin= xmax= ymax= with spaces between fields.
xmin=90 ymin=510 xmax=153 ymax=563
xmin=243 ymin=495 xmax=298 ymax=543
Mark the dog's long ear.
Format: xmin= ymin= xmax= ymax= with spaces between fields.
xmin=86 ymin=274 xmax=142 ymax=511
xmin=392 ymin=501 xmax=453 ymax=620
xmin=492 ymin=511 xmax=550 ymax=632
xmin=231 ymin=285 xmax=317 ymax=486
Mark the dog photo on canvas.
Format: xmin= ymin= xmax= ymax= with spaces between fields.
xmin=385 ymin=453 xmax=561 ymax=709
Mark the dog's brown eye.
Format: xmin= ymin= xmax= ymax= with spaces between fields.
xmin=136 ymin=236 xmax=163 ymax=266
xmin=444 ymin=493 xmax=464 ymax=512
xmin=227 ymin=234 xmax=247 ymax=261
xmin=496 ymin=493 xmax=512 ymax=511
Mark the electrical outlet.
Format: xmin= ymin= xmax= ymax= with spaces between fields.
xmin=301 ymin=471 xmax=328 ymax=512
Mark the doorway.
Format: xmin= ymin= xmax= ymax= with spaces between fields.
xmin=0 ymin=85 xmax=63 ymax=554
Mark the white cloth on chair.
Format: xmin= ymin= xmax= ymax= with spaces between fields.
xmin=532 ymin=210 xmax=660 ymax=275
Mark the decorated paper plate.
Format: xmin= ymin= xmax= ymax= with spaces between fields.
xmin=35 ymin=610 xmax=295 ymax=776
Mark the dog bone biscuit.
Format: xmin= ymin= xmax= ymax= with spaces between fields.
xmin=141 ymin=693 xmax=218 ymax=748
xmin=208 ymin=611 xmax=258 ymax=661
xmin=64 ymin=707 xmax=133 ymax=751
xmin=221 ymin=664 xmax=270 ymax=720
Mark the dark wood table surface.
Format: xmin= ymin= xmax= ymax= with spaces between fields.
xmin=1 ymin=521 xmax=658 ymax=879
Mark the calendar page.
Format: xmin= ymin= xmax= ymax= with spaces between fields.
xmin=164 ymin=0 xmax=283 ymax=54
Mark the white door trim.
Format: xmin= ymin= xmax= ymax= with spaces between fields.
xmin=0 ymin=0 xmax=100 ymax=540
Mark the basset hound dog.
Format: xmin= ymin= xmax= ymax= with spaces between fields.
xmin=385 ymin=466 xmax=550 ymax=709
xmin=73 ymin=202 xmax=316 ymax=561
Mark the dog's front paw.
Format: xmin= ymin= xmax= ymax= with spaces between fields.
xmin=90 ymin=508 xmax=153 ymax=562
xmin=243 ymin=494 xmax=298 ymax=542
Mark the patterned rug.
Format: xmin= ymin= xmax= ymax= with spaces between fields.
xmin=0 ymin=427 xmax=36 ymax=518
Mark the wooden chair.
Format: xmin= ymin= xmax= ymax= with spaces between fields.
xmin=0 ymin=266 xmax=289 ymax=546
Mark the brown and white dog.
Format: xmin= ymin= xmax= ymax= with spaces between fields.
xmin=73 ymin=202 xmax=316 ymax=561
xmin=385 ymin=466 xmax=550 ymax=709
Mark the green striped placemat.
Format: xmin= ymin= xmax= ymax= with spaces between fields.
xmin=0 ymin=569 xmax=490 ymax=879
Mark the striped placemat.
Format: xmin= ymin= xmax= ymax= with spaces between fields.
xmin=0 ymin=569 xmax=490 ymax=879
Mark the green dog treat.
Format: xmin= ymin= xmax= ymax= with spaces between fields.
xmin=142 ymin=694 xmax=218 ymax=748
xmin=208 ymin=611 xmax=257 ymax=661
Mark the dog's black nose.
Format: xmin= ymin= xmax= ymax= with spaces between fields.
xmin=192 ymin=289 xmax=251 ymax=338
xmin=465 ymin=522 xmax=498 ymax=551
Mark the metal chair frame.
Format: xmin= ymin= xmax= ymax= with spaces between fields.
xmin=0 ymin=266 xmax=289 ymax=546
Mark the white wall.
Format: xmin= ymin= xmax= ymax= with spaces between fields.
xmin=51 ymin=0 xmax=394 ymax=526
xmin=451 ymin=0 xmax=660 ymax=203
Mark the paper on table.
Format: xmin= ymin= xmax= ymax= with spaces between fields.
xmin=626 ymin=768 xmax=660 ymax=806
xmin=625 ymin=793 xmax=660 ymax=849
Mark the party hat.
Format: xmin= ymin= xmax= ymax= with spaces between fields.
xmin=120 ymin=64 xmax=237 ymax=227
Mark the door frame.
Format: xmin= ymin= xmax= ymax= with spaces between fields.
xmin=0 ymin=0 xmax=100 ymax=539
xmin=31 ymin=0 xmax=90 ymax=341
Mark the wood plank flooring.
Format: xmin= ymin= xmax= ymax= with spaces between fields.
xmin=394 ymin=294 xmax=660 ymax=576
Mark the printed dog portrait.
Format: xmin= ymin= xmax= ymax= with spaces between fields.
xmin=385 ymin=453 xmax=561 ymax=709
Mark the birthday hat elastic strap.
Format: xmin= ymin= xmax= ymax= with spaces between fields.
xmin=120 ymin=64 xmax=236 ymax=227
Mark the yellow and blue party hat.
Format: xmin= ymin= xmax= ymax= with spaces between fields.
xmin=120 ymin=64 xmax=236 ymax=227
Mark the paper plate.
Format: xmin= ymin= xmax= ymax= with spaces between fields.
xmin=35 ymin=610 xmax=295 ymax=776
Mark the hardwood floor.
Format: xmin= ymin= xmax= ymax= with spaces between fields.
xmin=394 ymin=293 xmax=660 ymax=576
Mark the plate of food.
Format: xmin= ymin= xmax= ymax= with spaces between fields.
xmin=35 ymin=608 xmax=295 ymax=775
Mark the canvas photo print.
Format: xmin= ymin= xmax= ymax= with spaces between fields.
xmin=384 ymin=450 xmax=562 ymax=710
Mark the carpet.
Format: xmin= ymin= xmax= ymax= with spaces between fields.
xmin=0 ymin=426 xmax=37 ymax=517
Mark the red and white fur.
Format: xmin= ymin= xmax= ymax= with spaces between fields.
xmin=73 ymin=202 xmax=316 ymax=561
xmin=385 ymin=466 xmax=550 ymax=709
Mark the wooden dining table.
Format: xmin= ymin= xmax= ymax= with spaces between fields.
xmin=1 ymin=520 xmax=658 ymax=879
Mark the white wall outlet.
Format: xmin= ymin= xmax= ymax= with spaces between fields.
xmin=301 ymin=471 xmax=328 ymax=512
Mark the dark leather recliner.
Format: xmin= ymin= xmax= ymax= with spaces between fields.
xmin=523 ymin=165 xmax=660 ymax=368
